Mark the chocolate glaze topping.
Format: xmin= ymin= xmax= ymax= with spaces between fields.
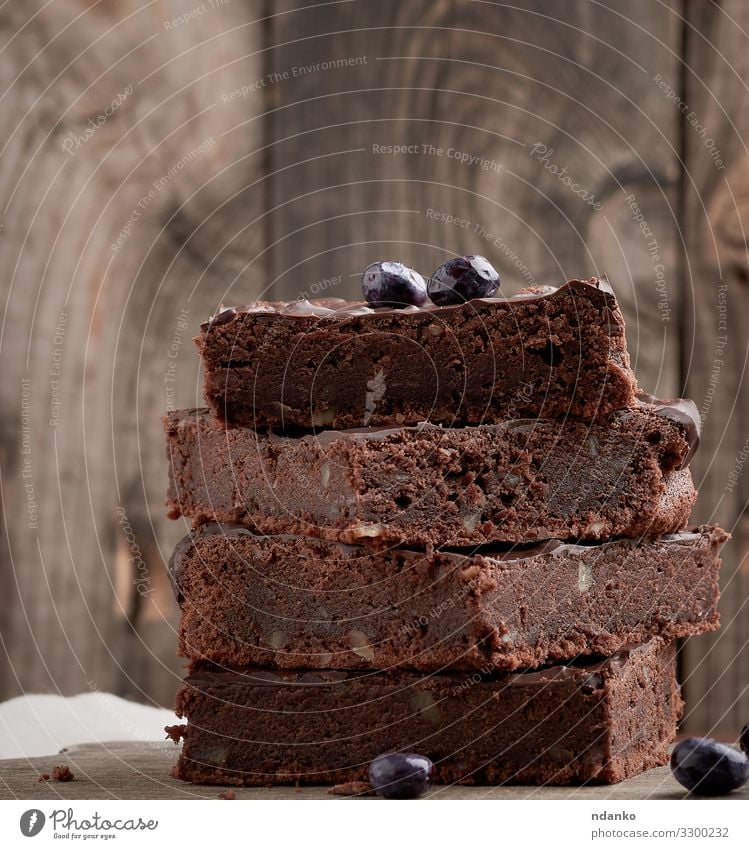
xmin=278 ymin=395 xmax=701 ymax=467
xmin=202 ymin=276 xmax=616 ymax=328
xmin=168 ymin=522 xmax=711 ymax=592
xmin=636 ymin=392 xmax=701 ymax=469
xmin=185 ymin=642 xmax=646 ymax=689
xmin=179 ymin=389 xmax=701 ymax=471
xmin=207 ymin=306 xmax=238 ymax=326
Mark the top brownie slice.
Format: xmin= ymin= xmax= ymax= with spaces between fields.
xmin=197 ymin=276 xmax=637 ymax=429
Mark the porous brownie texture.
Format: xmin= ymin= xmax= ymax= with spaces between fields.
xmin=164 ymin=402 xmax=698 ymax=546
xmin=168 ymin=639 xmax=682 ymax=786
xmin=197 ymin=277 xmax=637 ymax=429
xmin=170 ymin=524 xmax=726 ymax=673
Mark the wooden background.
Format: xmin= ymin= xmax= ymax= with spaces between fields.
xmin=0 ymin=0 xmax=747 ymax=735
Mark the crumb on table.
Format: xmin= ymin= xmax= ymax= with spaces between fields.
xmin=164 ymin=724 xmax=186 ymax=743
xmin=51 ymin=765 xmax=75 ymax=782
xmin=218 ymin=790 xmax=236 ymax=800
xmin=328 ymin=780 xmax=374 ymax=797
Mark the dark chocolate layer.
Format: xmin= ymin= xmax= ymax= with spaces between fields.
xmin=202 ymin=276 xmax=616 ymax=325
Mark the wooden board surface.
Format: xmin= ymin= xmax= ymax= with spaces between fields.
xmin=4 ymin=742 xmax=747 ymax=801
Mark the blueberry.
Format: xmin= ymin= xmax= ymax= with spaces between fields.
xmin=362 ymin=261 xmax=428 ymax=308
xmin=741 ymin=724 xmax=749 ymax=754
xmin=670 ymin=737 xmax=749 ymax=795
xmin=428 ymin=255 xmax=500 ymax=305
xmin=368 ymin=752 xmax=433 ymax=799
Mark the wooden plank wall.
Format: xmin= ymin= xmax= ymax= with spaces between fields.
xmin=0 ymin=0 xmax=267 ymax=707
xmin=0 ymin=0 xmax=746 ymax=733
xmin=680 ymin=0 xmax=749 ymax=735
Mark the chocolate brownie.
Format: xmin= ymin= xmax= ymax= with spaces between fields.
xmin=169 ymin=524 xmax=726 ymax=672
xmin=197 ymin=277 xmax=637 ymax=429
xmin=164 ymin=400 xmax=698 ymax=546
xmin=168 ymin=639 xmax=682 ymax=786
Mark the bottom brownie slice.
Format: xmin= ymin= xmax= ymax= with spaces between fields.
xmin=168 ymin=639 xmax=682 ymax=786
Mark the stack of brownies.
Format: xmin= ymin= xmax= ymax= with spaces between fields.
xmin=164 ymin=274 xmax=727 ymax=786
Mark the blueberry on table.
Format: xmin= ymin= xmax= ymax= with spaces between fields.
xmin=670 ymin=737 xmax=749 ymax=795
xmin=362 ymin=261 xmax=428 ymax=308
xmin=368 ymin=752 xmax=434 ymax=799
xmin=428 ymin=255 xmax=500 ymax=305
xmin=741 ymin=724 xmax=749 ymax=754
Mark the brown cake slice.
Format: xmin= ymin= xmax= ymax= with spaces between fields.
xmin=164 ymin=399 xmax=699 ymax=546
xmin=196 ymin=277 xmax=637 ymax=429
xmin=167 ymin=638 xmax=682 ymax=786
xmin=169 ymin=524 xmax=726 ymax=673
